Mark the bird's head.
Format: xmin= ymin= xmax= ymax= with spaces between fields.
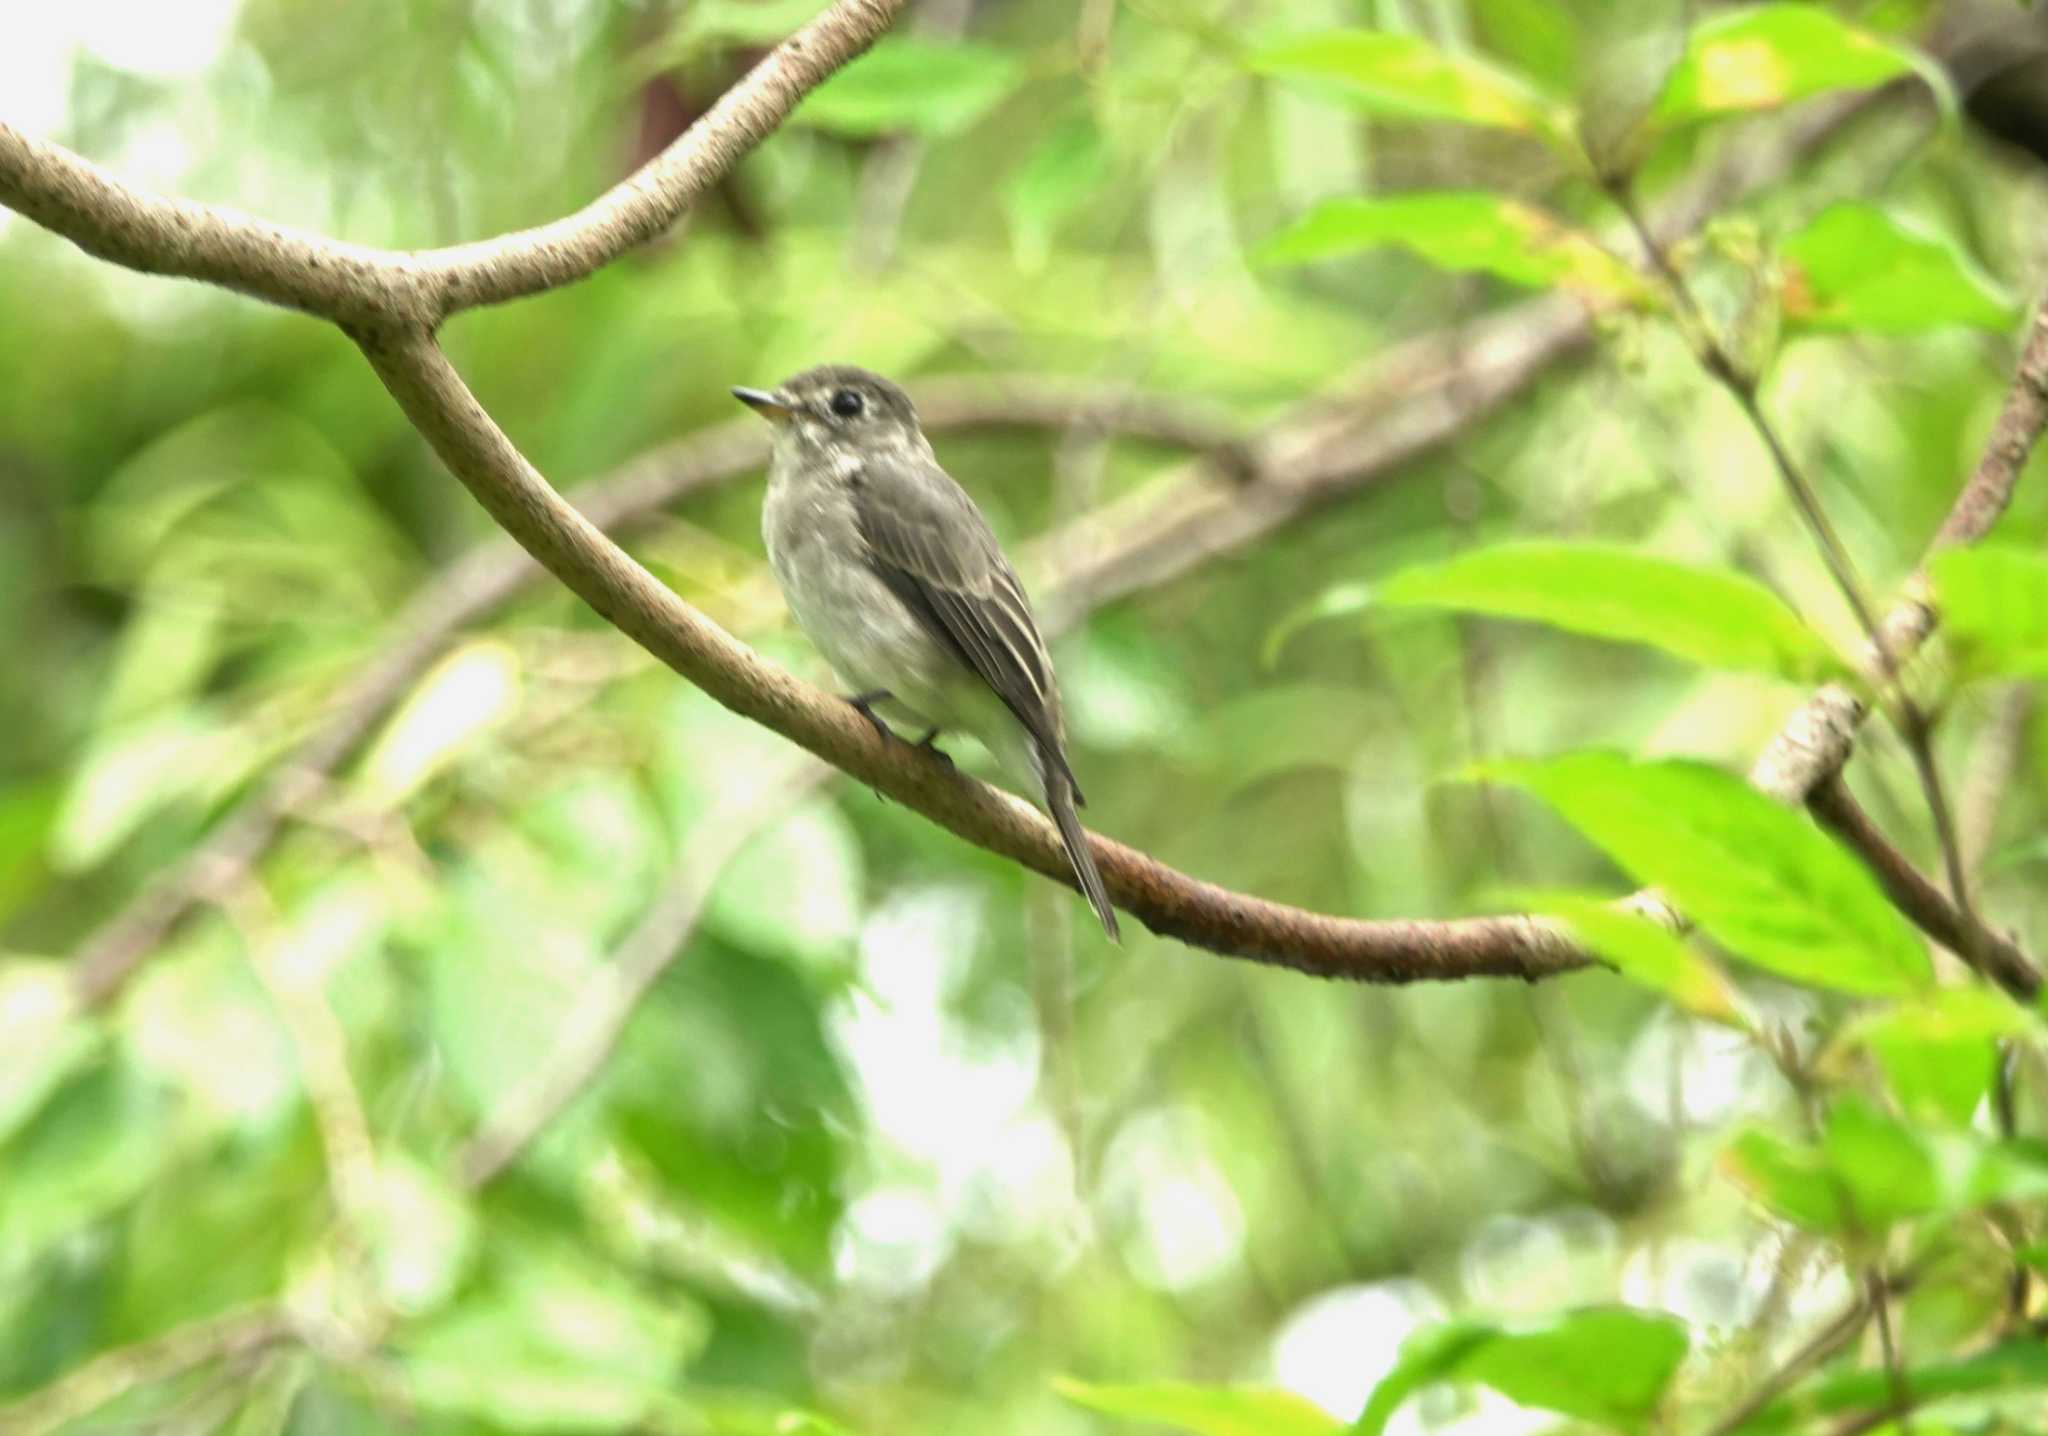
xmin=732 ymin=364 xmax=922 ymax=463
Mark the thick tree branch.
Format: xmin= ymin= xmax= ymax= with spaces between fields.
xmin=67 ymin=378 xmax=1238 ymax=1006
xmin=354 ymin=325 xmax=1595 ymax=981
xmin=7 ymin=44 xmax=2036 ymax=986
xmin=0 ymin=0 xmax=906 ymax=326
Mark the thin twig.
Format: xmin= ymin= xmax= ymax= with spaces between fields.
xmin=1806 ymin=777 xmax=2038 ymax=999
xmin=1605 ymin=178 xmax=1985 ymax=980
xmin=1702 ymin=1264 xmax=1923 ymax=1436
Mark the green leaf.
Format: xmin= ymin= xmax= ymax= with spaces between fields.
xmin=1263 ymin=581 xmax=1375 ymax=669
xmin=1479 ymin=754 xmax=1930 ymax=995
xmin=796 ymin=39 xmax=1023 ymax=138
xmin=1054 ymin=1378 xmax=1342 ymax=1436
xmin=1261 ymin=194 xmax=1647 ymax=304
xmin=0 ymin=1056 xmax=178 ymax=1261
xmin=1931 ymin=546 xmax=2048 ymax=680
xmin=1819 ymin=1094 xmax=1941 ymax=1226
xmin=1845 ymin=987 xmax=2028 ymax=1125
xmin=1649 ymin=5 xmax=1923 ymax=128
xmin=1352 ymin=1307 xmax=1689 ymax=1436
xmin=1721 ymin=1127 xmax=1849 ymax=1232
xmin=1527 ymin=891 xmax=1742 ymax=1023
xmin=1779 ymin=204 xmax=2015 ymax=335
xmin=112 ymin=1115 xmax=325 ymax=1340
xmin=1007 ymin=113 xmax=1110 ymax=272
xmin=1376 ymin=542 xmax=1836 ymax=681
xmin=1251 ymin=31 xmax=1573 ymax=146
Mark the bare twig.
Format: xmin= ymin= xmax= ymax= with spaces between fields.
xmin=1605 ymin=179 xmax=1984 ymax=983
xmin=1702 ymin=1265 xmax=1924 ymax=1436
xmin=1806 ymin=777 xmax=2039 ymax=999
xmin=1749 ymin=301 xmax=2048 ymax=805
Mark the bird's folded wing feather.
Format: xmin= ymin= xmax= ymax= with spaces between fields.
xmin=851 ymin=454 xmax=1081 ymax=797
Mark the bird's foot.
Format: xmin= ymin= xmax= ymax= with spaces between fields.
xmin=844 ymin=689 xmax=895 ymax=744
xmin=913 ymin=727 xmax=953 ymax=769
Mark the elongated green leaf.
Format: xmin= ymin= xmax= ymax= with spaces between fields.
xmin=1376 ymin=542 xmax=1835 ymax=680
xmin=796 ymin=39 xmax=1023 ymax=137
xmin=1479 ymin=754 xmax=1930 ymax=995
xmin=1780 ymin=204 xmax=2014 ymax=335
xmin=1931 ymin=547 xmax=2048 ymax=680
xmin=1650 ymin=6 xmax=1922 ymax=127
xmin=1529 ymin=892 xmax=1741 ymax=1023
xmin=1352 ymin=1308 xmax=1687 ymax=1436
xmin=1055 ymin=1378 xmax=1341 ymax=1436
xmin=1261 ymin=194 xmax=1646 ymax=304
xmin=1252 ymin=31 xmax=1573 ymax=145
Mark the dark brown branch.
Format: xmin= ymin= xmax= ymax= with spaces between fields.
xmin=8 ymin=59 xmax=2035 ymax=985
xmin=67 ymin=379 xmax=1236 ymax=1007
xmin=1807 ymin=777 xmax=2039 ymax=999
xmin=358 ymin=327 xmax=1597 ymax=983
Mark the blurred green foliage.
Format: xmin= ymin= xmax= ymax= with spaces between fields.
xmin=8 ymin=1 xmax=2048 ymax=1433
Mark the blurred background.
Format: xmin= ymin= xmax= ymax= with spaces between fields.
xmin=6 ymin=1 xmax=2048 ymax=1432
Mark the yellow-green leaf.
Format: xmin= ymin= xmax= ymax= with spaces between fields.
xmin=1650 ymin=5 xmax=1924 ymax=127
xmin=1252 ymin=31 xmax=1573 ymax=146
xmin=1261 ymin=193 xmax=1646 ymax=304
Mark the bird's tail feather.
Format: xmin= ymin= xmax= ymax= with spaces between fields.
xmin=1043 ymin=758 xmax=1119 ymax=943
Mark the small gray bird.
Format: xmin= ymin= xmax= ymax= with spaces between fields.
xmin=734 ymin=365 xmax=1118 ymax=941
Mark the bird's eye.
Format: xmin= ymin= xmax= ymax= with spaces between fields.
xmin=829 ymin=389 xmax=865 ymax=418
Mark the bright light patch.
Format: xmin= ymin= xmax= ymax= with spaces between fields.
xmin=357 ymin=640 xmax=522 ymax=808
xmin=1620 ymin=1238 xmax=1772 ymax=1330
xmin=834 ymin=1185 xmax=953 ymax=1296
xmin=1460 ymin=1208 xmax=1619 ymax=1313
xmin=1098 ymin=1106 xmax=1245 ymax=1290
xmin=1271 ymin=1280 xmax=1444 ymax=1424
xmin=75 ymin=0 xmax=243 ymax=80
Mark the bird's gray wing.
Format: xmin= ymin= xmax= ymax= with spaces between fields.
xmin=850 ymin=451 xmax=1082 ymax=800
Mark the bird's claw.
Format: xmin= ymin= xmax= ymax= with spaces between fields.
xmin=914 ymin=728 xmax=953 ymax=768
xmin=845 ymin=689 xmax=895 ymax=744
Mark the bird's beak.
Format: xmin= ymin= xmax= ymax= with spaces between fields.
xmin=732 ymin=386 xmax=794 ymax=424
